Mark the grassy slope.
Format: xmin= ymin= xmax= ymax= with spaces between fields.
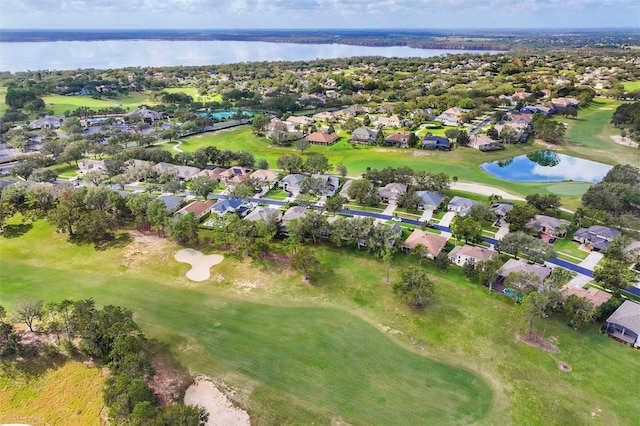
xmin=43 ymin=92 xmax=156 ymax=115
xmin=560 ymin=98 xmax=639 ymax=166
xmin=0 ymin=359 xmax=104 ymax=425
xmin=2 ymin=219 xmax=640 ymax=425
xmin=622 ymin=81 xmax=640 ymax=91
xmin=0 ymin=220 xmax=491 ymax=425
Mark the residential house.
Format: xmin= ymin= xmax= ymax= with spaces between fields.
xmin=379 ymin=182 xmax=407 ymax=204
xmin=153 ymin=162 xmax=201 ymax=181
xmin=469 ymin=134 xmax=502 ymax=151
xmin=350 ymin=127 xmax=378 ymax=145
xmin=156 ymin=194 xmax=184 ymax=214
xmin=30 ymin=116 xmax=63 ymax=129
xmin=127 ymin=106 xmax=163 ymax=122
xmin=243 ymin=206 xmax=282 ymax=223
xmin=416 ymin=191 xmax=443 ymax=210
xmin=336 ymin=104 xmax=371 ymax=117
xmin=78 ymin=159 xmax=109 ymax=173
xmin=402 ymin=229 xmax=449 ymax=259
xmin=385 ymin=133 xmax=411 ymax=148
xmin=314 ymin=174 xmax=340 ymax=196
xmin=312 ymin=111 xmax=336 ymax=122
xmin=176 ymin=200 xmax=215 ymax=219
xmin=490 ymin=202 xmax=514 ymax=224
xmin=434 ymin=107 xmax=470 ymax=126
xmin=494 ymin=259 xmax=552 ymax=292
xmin=625 ymin=240 xmax=640 ymax=264
xmin=219 ymin=166 xmax=252 ymax=186
xmin=193 ymin=167 xmax=227 ymax=180
xmin=285 ymin=115 xmax=314 ymax=128
xmin=521 ymin=104 xmax=552 ymax=116
xmin=279 ymin=174 xmax=307 ymax=194
xmin=421 ymin=134 xmax=451 ymax=151
xmin=603 ymin=300 xmax=640 ymax=348
xmin=375 ymin=115 xmax=405 ymax=128
xmin=379 ymin=104 xmax=395 ymax=113
xmin=210 ymin=198 xmax=244 ymax=217
xmin=447 ymin=196 xmax=481 ymax=216
xmin=550 ymin=97 xmax=579 ymax=109
xmin=251 ymin=169 xmax=279 ymax=188
xmin=572 ymin=225 xmax=621 ymax=251
xmin=562 ymin=286 xmax=612 ymax=308
xmin=306 ymin=131 xmax=339 ymax=146
xmin=526 ymin=215 xmax=571 ymax=238
xmin=281 ymin=206 xmax=308 ymax=228
xmin=448 ymin=244 xmax=496 ymax=266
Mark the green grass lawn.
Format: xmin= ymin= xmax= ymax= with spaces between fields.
xmin=560 ymin=97 xmax=639 ymax=167
xmin=0 ymin=87 xmax=8 ymax=115
xmin=2 ymin=218 xmax=640 ymax=425
xmin=162 ymin=86 xmax=222 ymax=103
xmin=622 ymin=80 xmax=640 ymax=91
xmin=262 ymin=188 xmax=289 ymax=200
xmin=43 ymin=92 xmax=156 ymax=115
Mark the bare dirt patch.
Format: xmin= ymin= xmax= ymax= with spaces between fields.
xmin=534 ymin=138 xmax=564 ymax=150
xmin=557 ymin=361 xmax=572 ymax=372
xmin=610 ymin=135 xmax=639 ymax=148
xmin=123 ymin=231 xmax=173 ymax=269
xmin=515 ymin=332 xmax=560 ymax=353
xmin=148 ymin=354 xmax=191 ymax=407
xmin=411 ymin=150 xmax=434 ymax=157
xmin=184 ymin=376 xmax=250 ymax=426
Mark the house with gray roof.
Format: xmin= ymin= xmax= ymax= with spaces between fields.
xmin=153 ymin=162 xmax=201 ymax=181
xmin=314 ymin=174 xmax=340 ymax=196
xmin=340 ymin=179 xmax=353 ymax=198
xmin=244 ymin=206 xmax=282 ymax=223
xmin=493 ymin=259 xmax=552 ymax=294
xmin=157 ymin=194 xmax=184 ymax=214
xmin=379 ymin=183 xmax=407 ymax=204
xmin=447 ymin=196 xmax=481 ymax=216
xmin=603 ymin=300 xmax=640 ymax=348
xmin=127 ymin=106 xmax=163 ymax=122
xmin=526 ymin=215 xmax=571 ymax=238
xmin=279 ymin=174 xmax=307 ymax=194
xmin=573 ymin=225 xmax=621 ymax=251
xmin=281 ymin=206 xmax=308 ymax=227
xmin=416 ymin=191 xmax=443 ymax=210
xmin=421 ymin=134 xmax=451 ymax=151
xmin=490 ymin=202 xmax=514 ymax=218
xmin=30 ymin=116 xmax=63 ymax=129
xmin=350 ymin=127 xmax=378 ymax=145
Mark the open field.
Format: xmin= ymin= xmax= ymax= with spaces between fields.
xmin=2 ymin=218 xmax=640 ymax=425
xmin=162 ymin=86 xmax=223 ymax=103
xmin=622 ymin=81 xmax=640 ymax=91
xmin=162 ymin=126 xmax=592 ymax=211
xmin=43 ymin=92 xmax=156 ymax=115
xmin=0 ymin=359 xmax=105 ymax=425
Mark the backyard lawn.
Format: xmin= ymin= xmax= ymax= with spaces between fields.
xmin=1 ymin=218 xmax=639 ymax=425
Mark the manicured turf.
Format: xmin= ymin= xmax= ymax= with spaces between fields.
xmin=622 ymin=80 xmax=640 ymax=91
xmin=546 ymin=182 xmax=593 ymax=196
xmin=162 ymin=86 xmax=222 ymax=103
xmin=2 ymin=218 xmax=640 ymax=425
xmin=0 ymin=219 xmax=491 ymax=425
xmin=560 ymin=97 xmax=638 ymax=167
xmin=43 ymin=92 xmax=156 ymax=115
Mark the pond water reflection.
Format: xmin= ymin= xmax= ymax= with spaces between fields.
xmin=480 ymin=151 xmax=612 ymax=183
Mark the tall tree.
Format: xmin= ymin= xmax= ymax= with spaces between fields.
xmin=13 ymin=298 xmax=43 ymax=332
xmin=292 ymin=248 xmax=321 ymax=282
xmin=393 ymin=267 xmax=434 ymax=308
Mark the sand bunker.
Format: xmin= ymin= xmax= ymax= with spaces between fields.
xmin=610 ymin=135 xmax=639 ymax=148
xmin=174 ymin=249 xmax=224 ymax=281
xmin=184 ymin=377 xmax=250 ymax=426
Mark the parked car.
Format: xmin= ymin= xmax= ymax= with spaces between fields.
xmin=392 ymin=216 xmax=402 ymax=222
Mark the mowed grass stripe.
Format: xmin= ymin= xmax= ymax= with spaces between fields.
xmin=0 ymin=259 xmax=492 ymax=425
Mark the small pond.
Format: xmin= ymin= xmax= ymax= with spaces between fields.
xmin=198 ymin=110 xmax=254 ymax=120
xmin=480 ymin=151 xmax=612 ymax=183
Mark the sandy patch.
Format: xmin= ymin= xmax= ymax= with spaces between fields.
xmin=184 ymin=377 xmax=250 ymax=426
xmin=174 ymin=249 xmax=224 ymax=281
xmin=557 ymin=361 xmax=572 ymax=372
xmin=610 ymin=135 xmax=639 ymax=148
xmin=123 ymin=231 xmax=173 ymax=268
xmin=451 ymin=182 xmax=525 ymax=201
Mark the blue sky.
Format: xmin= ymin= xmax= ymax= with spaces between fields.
xmin=2 ymin=0 xmax=638 ymax=29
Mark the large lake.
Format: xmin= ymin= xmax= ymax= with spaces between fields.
xmin=0 ymin=40 xmax=499 ymax=73
xmin=480 ymin=151 xmax=612 ymax=183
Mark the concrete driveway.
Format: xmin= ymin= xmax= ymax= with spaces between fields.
xmin=438 ymin=211 xmax=457 ymax=227
xmin=419 ymin=207 xmax=434 ymax=223
xmin=564 ymin=273 xmax=593 ymax=289
xmin=494 ymin=224 xmax=510 ymax=240
xmin=578 ymin=251 xmax=604 ymax=271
